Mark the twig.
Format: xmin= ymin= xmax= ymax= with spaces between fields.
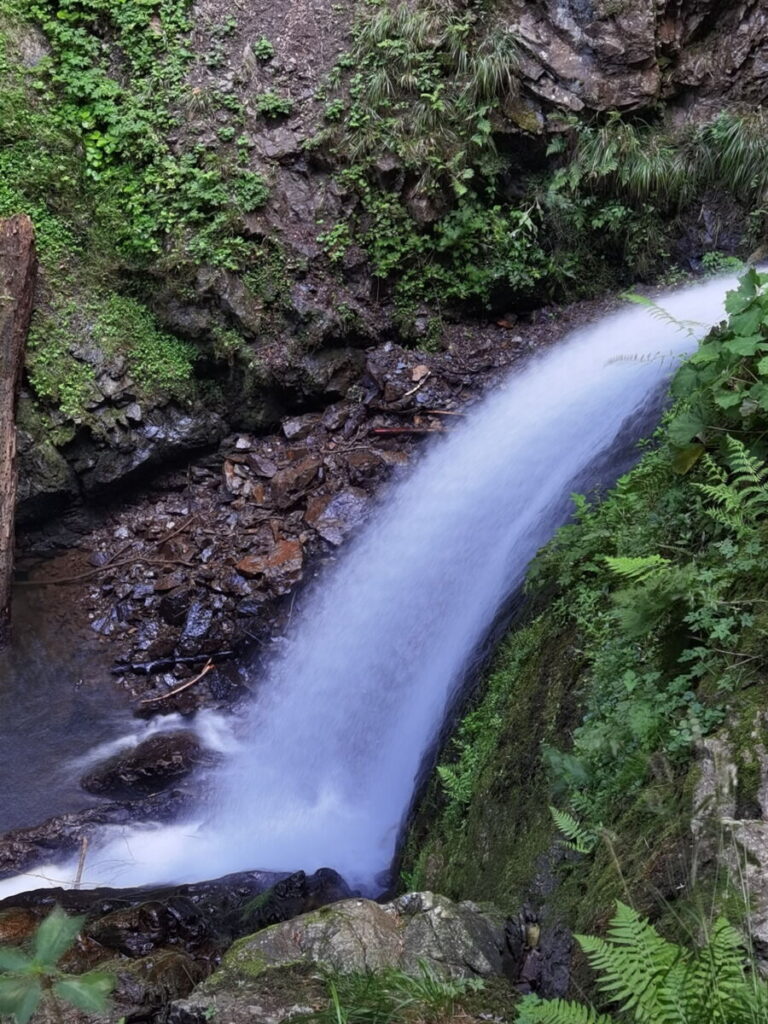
xmin=139 ymin=659 xmax=214 ymax=704
xmin=155 ymin=514 xmax=199 ymax=546
xmin=403 ymin=371 xmax=431 ymax=398
xmin=369 ymin=427 xmax=444 ymax=436
xmin=73 ymin=836 xmax=89 ymax=890
xmin=15 ymin=557 xmax=196 ymax=587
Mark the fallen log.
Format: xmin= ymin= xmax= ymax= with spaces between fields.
xmin=0 ymin=215 xmax=37 ymax=649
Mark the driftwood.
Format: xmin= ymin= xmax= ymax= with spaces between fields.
xmin=0 ymin=215 xmax=37 ymax=649
xmin=111 ymin=650 xmax=235 ymax=676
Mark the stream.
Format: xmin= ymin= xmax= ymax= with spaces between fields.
xmin=0 ymin=274 xmax=744 ymax=899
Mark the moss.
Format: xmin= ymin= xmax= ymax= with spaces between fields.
xmin=401 ymin=612 xmax=584 ymax=911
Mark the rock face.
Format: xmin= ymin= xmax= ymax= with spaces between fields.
xmin=692 ymin=731 xmax=768 ymax=970
xmin=168 ymin=891 xmax=516 ymax=1023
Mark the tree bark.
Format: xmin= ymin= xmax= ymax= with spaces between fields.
xmin=0 ymin=215 xmax=37 ymax=649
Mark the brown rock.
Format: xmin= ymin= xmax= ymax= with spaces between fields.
xmin=235 ymin=539 xmax=304 ymax=594
xmin=270 ymin=457 xmax=321 ymax=509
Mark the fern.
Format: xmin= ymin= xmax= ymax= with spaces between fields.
xmin=622 ymin=293 xmax=703 ymax=336
xmin=514 ymin=902 xmax=768 ymax=1024
xmin=550 ymin=806 xmax=597 ymax=854
xmin=694 ymin=436 xmax=768 ymax=533
xmin=516 ymin=996 xmax=616 ymax=1024
xmin=603 ymin=555 xmax=670 ymax=583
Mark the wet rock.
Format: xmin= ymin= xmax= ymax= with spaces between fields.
xmin=103 ymin=949 xmax=208 ymax=1015
xmin=158 ymin=587 xmax=192 ymax=627
xmin=0 ymin=789 xmax=194 ymax=878
xmin=80 ymin=732 xmax=208 ymax=800
xmin=281 ymin=413 xmax=321 ymax=440
xmin=247 ymin=453 xmax=278 ymax=478
xmin=270 ymin=457 xmax=322 ymax=509
xmin=178 ymin=601 xmax=214 ymax=653
xmin=310 ymin=490 xmax=369 ymax=547
xmin=235 ymin=539 xmax=303 ymax=594
xmin=86 ymin=897 xmax=211 ymax=957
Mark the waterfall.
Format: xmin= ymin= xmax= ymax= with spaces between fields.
xmin=0 ymin=275 xmax=742 ymax=898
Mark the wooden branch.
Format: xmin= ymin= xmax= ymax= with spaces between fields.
xmin=14 ymin=556 xmax=196 ymax=587
xmin=369 ymin=427 xmax=444 ymax=436
xmin=111 ymin=650 xmax=234 ymax=676
xmin=139 ymin=659 xmax=214 ymax=704
xmin=0 ymin=215 xmax=37 ymax=649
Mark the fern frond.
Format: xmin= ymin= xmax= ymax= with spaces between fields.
xmin=604 ymin=555 xmax=670 ymax=582
xmin=550 ymin=806 xmax=596 ymax=854
xmin=578 ymin=903 xmax=684 ymax=1024
xmin=623 ymin=293 xmax=703 ymax=336
xmin=515 ymin=994 xmax=617 ymax=1024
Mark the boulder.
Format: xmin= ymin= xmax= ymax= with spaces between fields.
xmin=222 ymin=891 xmax=513 ymax=980
xmin=167 ymin=892 xmax=515 ymax=1024
xmin=80 ymin=732 xmax=208 ymax=800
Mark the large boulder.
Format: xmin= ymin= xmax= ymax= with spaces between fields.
xmin=167 ymin=892 xmax=516 ymax=1023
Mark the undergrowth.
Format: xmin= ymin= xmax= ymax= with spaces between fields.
xmin=528 ymin=269 xmax=768 ymax=828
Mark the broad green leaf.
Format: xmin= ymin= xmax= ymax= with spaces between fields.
xmin=714 ymin=389 xmax=744 ymax=408
xmin=668 ymin=409 xmax=707 ymax=446
xmin=34 ymin=907 xmax=84 ymax=966
xmin=723 ymin=334 xmax=766 ymax=356
xmin=750 ymin=383 xmax=768 ymax=411
xmin=724 ymin=269 xmax=759 ymax=313
xmin=672 ymin=444 xmax=705 ymax=475
xmin=689 ymin=343 xmax=721 ymax=366
xmin=54 ymin=971 xmax=113 ymax=1012
xmin=0 ymin=975 xmax=41 ymax=1024
xmin=729 ymin=306 xmax=764 ymax=336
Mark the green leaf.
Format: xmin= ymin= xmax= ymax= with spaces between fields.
xmin=714 ymin=389 xmax=744 ymax=409
xmin=0 ymin=975 xmax=42 ymax=1024
xmin=723 ymin=333 xmax=766 ymax=356
xmin=668 ymin=409 xmax=707 ymax=446
xmin=34 ymin=907 xmax=83 ymax=966
xmin=724 ymin=269 xmax=759 ymax=314
xmin=672 ymin=443 xmax=705 ymax=475
xmin=729 ymin=306 xmax=764 ymax=336
xmin=54 ymin=971 xmax=114 ymax=1013
xmin=0 ymin=947 xmax=31 ymax=972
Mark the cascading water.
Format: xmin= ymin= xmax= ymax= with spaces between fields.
xmin=0 ymin=275 xmax=744 ymax=899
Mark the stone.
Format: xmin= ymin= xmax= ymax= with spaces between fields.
xmin=270 ymin=457 xmax=321 ymax=509
xmin=282 ymin=414 xmax=321 ymax=441
xmin=311 ymin=489 xmax=369 ymax=547
xmin=235 ymin=539 xmax=303 ymax=594
xmin=222 ymin=891 xmax=513 ymax=980
xmin=80 ymin=732 xmax=207 ymax=800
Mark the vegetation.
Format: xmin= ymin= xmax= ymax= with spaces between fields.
xmin=516 ymin=902 xmax=768 ymax=1024
xmin=403 ymin=272 xmax=768 ymax=951
xmin=312 ymin=964 xmax=484 ymax=1024
xmin=0 ymin=907 xmax=113 ymax=1023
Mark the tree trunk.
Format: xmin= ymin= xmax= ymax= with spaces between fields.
xmin=0 ymin=215 xmax=37 ymax=649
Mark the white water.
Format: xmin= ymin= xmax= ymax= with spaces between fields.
xmin=0 ymin=276 xmax=742 ymax=899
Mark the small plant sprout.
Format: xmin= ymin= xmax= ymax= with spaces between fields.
xmin=0 ymin=907 xmax=113 ymax=1024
